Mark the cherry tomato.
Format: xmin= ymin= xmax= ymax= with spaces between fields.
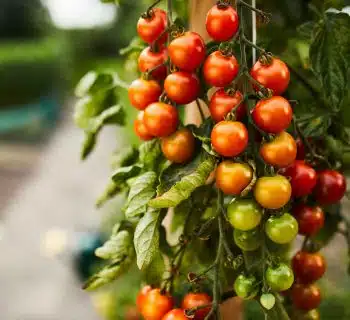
xmin=161 ymin=128 xmax=195 ymax=164
xmin=314 ymin=169 xmax=347 ymax=205
xmin=282 ymin=161 xmax=317 ymax=197
xmin=295 ymin=309 xmax=320 ymax=320
xmin=266 ymin=263 xmax=294 ymax=292
xmin=254 ymin=175 xmax=292 ymax=209
xmin=182 ymin=293 xmax=212 ymax=320
xmin=250 ymin=58 xmax=290 ymax=95
xmin=291 ymin=284 xmax=321 ymax=311
xmin=134 ymin=111 xmax=154 ymax=141
xmin=216 ymin=161 xmax=253 ymax=195
xmin=292 ymin=205 xmax=324 ymax=236
xmin=211 ymin=121 xmax=248 ymax=157
xmin=260 ymin=131 xmax=297 ymax=168
xmin=137 ymin=285 xmax=152 ymax=312
xmin=164 ymin=72 xmax=200 ymax=105
xmin=144 ymin=102 xmax=179 ymax=137
xmin=292 ymin=251 xmax=326 ymax=284
xmin=209 ymin=89 xmax=245 ymax=123
xmin=296 ymin=139 xmax=306 ymax=160
xmin=252 ymin=96 xmax=293 ymax=134
xmin=206 ymin=5 xmax=239 ymax=42
xmin=234 ymin=274 xmax=258 ymax=300
xmin=128 ymin=78 xmax=162 ymax=110
xmin=138 ymin=47 xmax=168 ymax=80
xmin=234 ymin=228 xmax=261 ymax=251
xmin=137 ymin=8 xmax=167 ymax=44
xmin=203 ymin=51 xmax=239 ymax=87
xmin=227 ymin=199 xmax=262 ymax=231
xmin=162 ymin=309 xmax=187 ymax=320
xmin=141 ymin=289 xmax=174 ymax=320
xmin=168 ymin=32 xmax=206 ymax=72
xmin=265 ymin=213 xmax=298 ymax=244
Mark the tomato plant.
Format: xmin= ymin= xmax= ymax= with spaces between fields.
xmin=137 ymin=285 xmax=152 ymax=312
xmin=265 ymin=213 xmax=298 ymax=244
xmin=292 ymin=251 xmax=326 ymax=284
xmin=162 ymin=309 xmax=188 ymax=320
xmin=234 ymin=274 xmax=259 ymax=300
xmin=234 ymin=228 xmax=261 ymax=252
xmin=182 ymin=293 xmax=212 ymax=320
xmin=266 ymin=263 xmax=294 ymax=292
xmin=227 ymin=199 xmax=262 ymax=231
xmin=134 ymin=111 xmax=154 ymax=141
xmin=128 ymin=78 xmax=162 ymax=110
xmin=140 ymin=289 xmax=174 ymax=320
xmin=137 ymin=8 xmax=167 ymax=45
xmin=291 ymin=284 xmax=322 ymax=311
xmin=138 ymin=47 xmax=168 ymax=80
xmin=292 ymin=205 xmax=324 ymax=236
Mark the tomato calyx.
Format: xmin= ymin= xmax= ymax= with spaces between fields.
xmin=258 ymin=52 xmax=274 ymax=66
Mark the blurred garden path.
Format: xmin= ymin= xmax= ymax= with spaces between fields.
xmin=0 ymin=111 xmax=120 ymax=320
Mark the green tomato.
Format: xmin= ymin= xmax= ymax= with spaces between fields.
xmin=234 ymin=228 xmax=261 ymax=251
xmin=266 ymin=263 xmax=294 ymax=292
xmin=234 ymin=274 xmax=259 ymax=300
xmin=265 ymin=213 xmax=298 ymax=244
xmin=227 ymin=199 xmax=263 ymax=231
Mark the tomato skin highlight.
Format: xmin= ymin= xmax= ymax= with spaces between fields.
xmin=206 ymin=5 xmax=239 ymax=42
xmin=266 ymin=263 xmax=294 ymax=292
xmin=252 ymin=96 xmax=293 ymax=133
xmin=144 ymin=102 xmax=179 ymax=137
xmin=136 ymin=285 xmax=152 ymax=312
xmin=161 ymin=128 xmax=195 ymax=164
xmin=234 ymin=274 xmax=259 ymax=300
xmin=291 ymin=284 xmax=321 ymax=311
xmin=182 ymin=293 xmax=212 ymax=320
xmin=292 ymin=251 xmax=326 ymax=284
xmin=138 ymin=47 xmax=168 ymax=80
xmin=250 ymin=58 xmax=290 ymax=95
xmin=209 ymin=89 xmax=245 ymax=123
xmin=141 ymin=289 xmax=174 ymax=320
xmin=203 ymin=51 xmax=239 ymax=87
xmin=265 ymin=213 xmax=298 ymax=244
xmin=168 ymin=32 xmax=206 ymax=72
xmin=128 ymin=78 xmax=162 ymax=110
xmin=134 ymin=111 xmax=154 ymax=141
xmin=211 ymin=121 xmax=248 ymax=157
xmin=137 ymin=8 xmax=167 ymax=44
xmin=164 ymin=72 xmax=200 ymax=105
xmin=161 ymin=309 xmax=188 ymax=320
xmin=292 ymin=204 xmax=324 ymax=236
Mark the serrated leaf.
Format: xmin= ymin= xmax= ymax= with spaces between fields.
xmin=95 ymin=230 xmax=132 ymax=260
xmin=260 ymin=293 xmax=276 ymax=310
xmin=75 ymin=71 xmax=114 ymax=98
xmin=96 ymin=179 xmax=124 ymax=208
xmin=134 ymin=208 xmax=164 ymax=269
xmin=139 ymin=140 xmax=162 ymax=172
xmin=112 ymin=165 xmax=142 ymax=184
xmin=81 ymin=132 xmax=96 ymax=160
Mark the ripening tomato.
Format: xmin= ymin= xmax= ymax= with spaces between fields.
xmin=206 ymin=5 xmax=239 ymax=41
xmin=266 ymin=263 xmax=294 ymax=292
xmin=296 ymin=309 xmax=320 ymax=320
xmin=265 ymin=213 xmax=298 ymax=244
xmin=141 ymin=289 xmax=174 ymax=320
xmin=203 ymin=51 xmax=239 ymax=87
xmin=128 ymin=78 xmax=162 ymax=110
xmin=227 ymin=199 xmax=262 ymax=231
xmin=134 ymin=111 xmax=154 ymax=141
xmin=164 ymin=72 xmax=200 ymax=104
xmin=144 ymin=102 xmax=179 ymax=137
xmin=138 ymin=47 xmax=168 ymax=80
xmin=254 ymin=175 xmax=292 ymax=209
xmin=252 ymin=96 xmax=293 ymax=134
xmin=282 ymin=161 xmax=317 ymax=197
xmin=168 ymin=32 xmax=206 ymax=72
xmin=234 ymin=274 xmax=258 ymax=300
xmin=234 ymin=228 xmax=261 ymax=251
xmin=211 ymin=121 xmax=248 ymax=157
xmin=216 ymin=161 xmax=253 ymax=195
xmin=137 ymin=285 xmax=152 ymax=312
xmin=292 ymin=251 xmax=326 ymax=284
xmin=292 ymin=204 xmax=324 ymax=236
xmin=162 ymin=309 xmax=187 ymax=320
xmin=161 ymin=128 xmax=195 ymax=164
xmin=260 ymin=131 xmax=297 ymax=168
xmin=314 ymin=169 xmax=347 ymax=205
xmin=209 ymin=89 xmax=245 ymax=122
xmin=250 ymin=58 xmax=290 ymax=95
xmin=291 ymin=284 xmax=321 ymax=311
xmin=182 ymin=293 xmax=212 ymax=320
xmin=137 ymin=8 xmax=167 ymax=44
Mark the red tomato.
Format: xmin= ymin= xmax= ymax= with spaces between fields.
xmin=281 ymin=161 xmax=317 ymax=197
xmin=291 ymin=284 xmax=322 ymax=311
xmin=164 ymin=72 xmax=200 ymax=104
xmin=292 ymin=251 xmax=326 ymax=284
xmin=182 ymin=293 xmax=212 ymax=320
xmin=211 ymin=121 xmax=248 ymax=157
xmin=162 ymin=309 xmax=187 ymax=320
xmin=250 ymin=58 xmax=290 ymax=95
xmin=314 ymin=170 xmax=347 ymax=205
xmin=206 ymin=5 xmax=239 ymax=41
xmin=136 ymin=285 xmax=152 ymax=312
xmin=137 ymin=8 xmax=167 ymax=44
xmin=141 ymin=289 xmax=174 ymax=320
xmin=293 ymin=204 xmax=324 ymax=236
xmin=138 ymin=47 xmax=168 ymax=80
xmin=203 ymin=51 xmax=239 ymax=87
xmin=209 ymin=89 xmax=245 ymax=122
xmin=168 ymin=32 xmax=206 ymax=72
xmin=296 ymin=139 xmax=306 ymax=160
xmin=144 ymin=103 xmax=179 ymax=137
xmin=134 ymin=111 xmax=154 ymax=141
xmin=128 ymin=78 xmax=162 ymax=110
xmin=252 ymin=96 xmax=293 ymax=133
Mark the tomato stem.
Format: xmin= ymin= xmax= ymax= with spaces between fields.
xmin=237 ymin=0 xmax=271 ymax=23
xmin=195 ymin=99 xmax=206 ymax=123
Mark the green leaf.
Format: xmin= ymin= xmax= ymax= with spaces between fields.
xmin=134 ymin=208 xmax=164 ymax=270
xmin=112 ymin=165 xmax=142 ymax=184
xmin=143 ymin=253 xmax=165 ymax=286
xmin=297 ymin=21 xmax=316 ymax=39
xmin=96 ymin=179 xmax=124 ymax=208
xmin=189 ymin=118 xmax=214 ymax=143
xmin=75 ymin=71 xmax=114 ymax=98
xmin=87 ymin=105 xmax=125 ymax=133
xmin=149 ymin=152 xmax=216 ymax=208
xmin=297 ymin=114 xmax=331 ymax=137
xmin=139 ymin=140 xmax=162 ymax=172
xmin=125 ymin=172 xmax=158 ymax=223
xmin=81 ymin=132 xmax=96 ymax=160
xmin=111 ymin=146 xmax=139 ymax=169
xmin=260 ymin=293 xmax=276 ymax=310
xmin=120 ymin=37 xmax=146 ymax=56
